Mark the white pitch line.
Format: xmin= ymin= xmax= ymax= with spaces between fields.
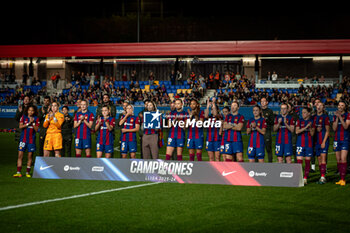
xmin=0 ymin=182 xmax=160 ymax=212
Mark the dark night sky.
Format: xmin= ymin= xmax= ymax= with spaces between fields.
xmin=1 ymin=2 xmax=350 ymax=45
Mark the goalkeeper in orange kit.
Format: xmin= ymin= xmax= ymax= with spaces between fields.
xmin=43 ymin=102 xmax=64 ymax=157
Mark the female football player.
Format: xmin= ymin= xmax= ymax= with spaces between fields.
xmin=314 ymin=102 xmax=330 ymax=184
xmin=165 ymin=99 xmax=187 ymax=160
xmin=187 ymin=98 xmax=204 ymax=161
xmin=13 ymin=105 xmax=39 ymax=178
xmin=43 ymin=102 xmax=65 ymax=158
xmin=74 ymin=100 xmax=94 ymax=157
xmin=221 ymin=101 xmax=245 ymax=162
xmin=205 ymin=98 xmax=222 ymax=161
xmin=95 ymin=105 xmax=115 ymax=158
xmin=246 ymin=105 xmax=267 ymax=163
xmin=332 ymin=101 xmax=350 ymax=186
xmin=119 ymin=104 xmax=140 ymax=159
xmin=295 ymin=107 xmax=315 ymax=185
xmin=273 ymin=103 xmax=295 ymax=163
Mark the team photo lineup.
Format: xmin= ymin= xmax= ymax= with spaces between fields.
xmin=13 ymin=91 xmax=349 ymax=186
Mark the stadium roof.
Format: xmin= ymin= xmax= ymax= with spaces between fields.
xmin=1 ymin=39 xmax=350 ymax=58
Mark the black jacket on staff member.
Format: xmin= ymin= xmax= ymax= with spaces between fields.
xmin=61 ymin=106 xmax=74 ymax=157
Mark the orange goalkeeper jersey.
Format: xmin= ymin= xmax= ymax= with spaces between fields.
xmin=43 ymin=112 xmax=64 ymax=134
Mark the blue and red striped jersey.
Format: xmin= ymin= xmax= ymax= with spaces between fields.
xmin=97 ymin=117 xmax=115 ymax=146
xmin=246 ymin=117 xmax=267 ymax=148
xmin=168 ymin=110 xmax=188 ymax=139
xmin=188 ymin=110 xmax=205 ymax=139
xmin=223 ymin=113 xmax=244 ymax=142
xmin=206 ymin=114 xmax=221 ymax=142
xmin=121 ymin=115 xmax=140 ymax=142
xmin=296 ymin=118 xmax=314 ymax=148
xmin=74 ymin=111 xmax=94 ymax=139
xmin=275 ymin=115 xmax=295 ymax=144
xmin=333 ymin=113 xmax=350 ymax=141
xmin=20 ymin=115 xmax=39 ymax=144
xmin=313 ymin=114 xmax=330 ymax=145
xmin=144 ymin=115 xmax=162 ymax=135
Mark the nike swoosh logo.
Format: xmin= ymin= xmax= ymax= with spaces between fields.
xmin=40 ymin=165 xmax=54 ymax=171
xmin=222 ymin=171 xmax=237 ymax=176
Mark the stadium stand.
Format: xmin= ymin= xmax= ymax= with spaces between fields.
xmin=0 ymin=69 xmax=347 ymax=107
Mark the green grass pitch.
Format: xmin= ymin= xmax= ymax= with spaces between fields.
xmin=1 ymin=131 xmax=350 ymax=233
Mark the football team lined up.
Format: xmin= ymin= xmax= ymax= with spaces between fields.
xmin=13 ymin=95 xmax=349 ymax=185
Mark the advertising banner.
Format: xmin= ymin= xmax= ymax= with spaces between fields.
xmin=33 ymin=157 xmax=303 ymax=187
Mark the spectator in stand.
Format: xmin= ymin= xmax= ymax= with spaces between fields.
xmin=224 ymin=71 xmax=230 ymax=82
xmin=214 ymin=70 xmax=220 ymax=89
xmin=235 ymin=72 xmax=241 ymax=81
xmin=131 ymin=70 xmax=137 ymax=82
xmin=148 ymin=71 xmax=155 ymax=85
xmin=22 ymin=72 xmax=28 ymax=85
xmin=208 ymin=72 xmax=214 ymax=89
xmin=190 ymin=71 xmax=196 ymax=82
xmin=267 ymin=71 xmax=271 ymax=81
xmin=169 ymin=70 xmax=176 ymax=86
xmin=176 ymin=70 xmax=183 ymax=85
xmin=32 ymin=77 xmax=41 ymax=86
xmin=271 ymin=71 xmax=278 ymax=82
xmin=85 ymin=73 xmax=91 ymax=85
xmin=71 ymin=71 xmax=78 ymax=82
xmin=90 ymin=72 xmax=96 ymax=86
xmin=122 ymin=73 xmax=127 ymax=81
xmin=51 ymin=73 xmax=57 ymax=88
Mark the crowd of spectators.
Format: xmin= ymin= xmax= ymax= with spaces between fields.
xmin=215 ymin=75 xmax=348 ymax=107
xmin=0 ymin=68 xmax=349 ymax=108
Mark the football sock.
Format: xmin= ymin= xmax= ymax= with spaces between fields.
xmin=26 ymin=166 xmax=31 ymax=174
xmin=166 ymin=154 xmax=171 ymax=160
xmin=189 ymin=154 xmax=195 ymax=161
xmin=297 ymin=159 xmax=303 ymax=164
xmin=238 ymin=159 xmax=244 ymax=162
xmin=177 ymin=155 xmax=183 ymax=161
xmin=76 ymin=154 xmax=81 ymax=157
xmin=86 ymin=155 xmax=91 ymax=158
xmin=320 ymin=164 xmax=326 ymax=177
xmin=304 ymin=160 xmax=311 ymax=179
xmin=225 ymin=158 xmax=233 ymax=162
xmin=17 ymin=166 xmax=22 ymax=173
xmin=196 ymin=153 xmax=202 ymax=161
xmin=340 ymin=162 xmax=347 ymax=180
